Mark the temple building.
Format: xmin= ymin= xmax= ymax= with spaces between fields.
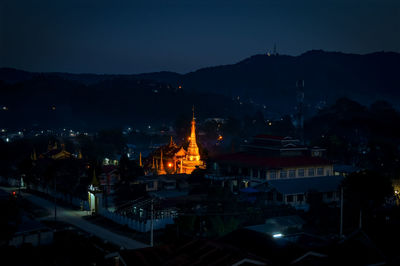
xmin=37 ymin=141 xmax=73 ymax=160
xmin=149 ymin=109 xmax=205 ymax=175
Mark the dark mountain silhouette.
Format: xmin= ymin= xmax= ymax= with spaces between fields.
xmin=0 ymin=50 xmax=399 ymax=129
xmin=0 ymin=75 xmax=254 ymax=130
xmin=175 ymin=50 xmax=399 ymax=110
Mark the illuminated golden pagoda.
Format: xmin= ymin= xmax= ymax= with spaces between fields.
xmin=181 ymin=107 xmax=204 ymax=174
xmin=146 ymin=108 xmax=205 ymax=176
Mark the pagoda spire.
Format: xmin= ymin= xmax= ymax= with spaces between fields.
xmin=139 ymin=152 xmax=143 ymax=167
xmin=159 ymin=149 xmax=166 ymax=175
xmin=169 ymin=136 xmax=177 ymax=148
xmin=186 ymin=106 xmax=200 ymax=161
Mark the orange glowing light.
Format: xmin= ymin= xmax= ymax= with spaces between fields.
xmin=168 ymin=162 xmax=173 ymax=168
xmin=217 ymin=135 xmax=223 ymax=141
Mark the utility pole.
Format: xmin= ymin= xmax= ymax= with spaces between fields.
xmin=150 ymin=199 xmax=154 ymax=247
xmin=340 ymin=187 xmax=343 ymax=238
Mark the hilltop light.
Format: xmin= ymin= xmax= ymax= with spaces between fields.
xmin=272 ymin=233 xmax=283 ymax=238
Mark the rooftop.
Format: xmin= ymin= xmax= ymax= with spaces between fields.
xmin=253 ymin=134 xmax=293 ymax=141
xmin=267 ymin=175 xmax=344 ymax=195
xmin=214 ymin=152 xmax=331 ymax=168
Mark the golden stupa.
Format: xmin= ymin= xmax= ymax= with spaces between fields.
xmin=180 ymin=107 xmax=204 ymax=174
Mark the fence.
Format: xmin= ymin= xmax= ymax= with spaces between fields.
xmin=98 ymin=207 xmax=175 ymax=232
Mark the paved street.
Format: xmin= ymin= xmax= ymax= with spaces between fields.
xmin=1 ymin=186 xmax=149 ymax=250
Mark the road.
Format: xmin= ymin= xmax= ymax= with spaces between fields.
xmin=1 ymin=186 xmax=149 ymax=250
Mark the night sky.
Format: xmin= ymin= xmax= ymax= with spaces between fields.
xmin=1 ymin=0 xmax=399 ymax=74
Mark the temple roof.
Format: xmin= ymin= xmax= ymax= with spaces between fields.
xmin=175 ymin=147 xmax=186 ymax=156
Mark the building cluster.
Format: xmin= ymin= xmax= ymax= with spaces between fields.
xmin=207 ymin=134 xmax=342 ymax=210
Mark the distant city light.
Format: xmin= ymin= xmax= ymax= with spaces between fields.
xmin=5 ymin=137 xmax=10 ymax=142
xmin=272 ymin=233 xmax=283 ymax=238
xmin=2 ymin=106 xmax=8 ymax=110
xmin=268 ymin=122 xmax=272 ymax=126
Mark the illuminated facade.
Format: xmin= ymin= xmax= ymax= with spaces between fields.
xmin=151 ymin=109 xmax=205 ymax=175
